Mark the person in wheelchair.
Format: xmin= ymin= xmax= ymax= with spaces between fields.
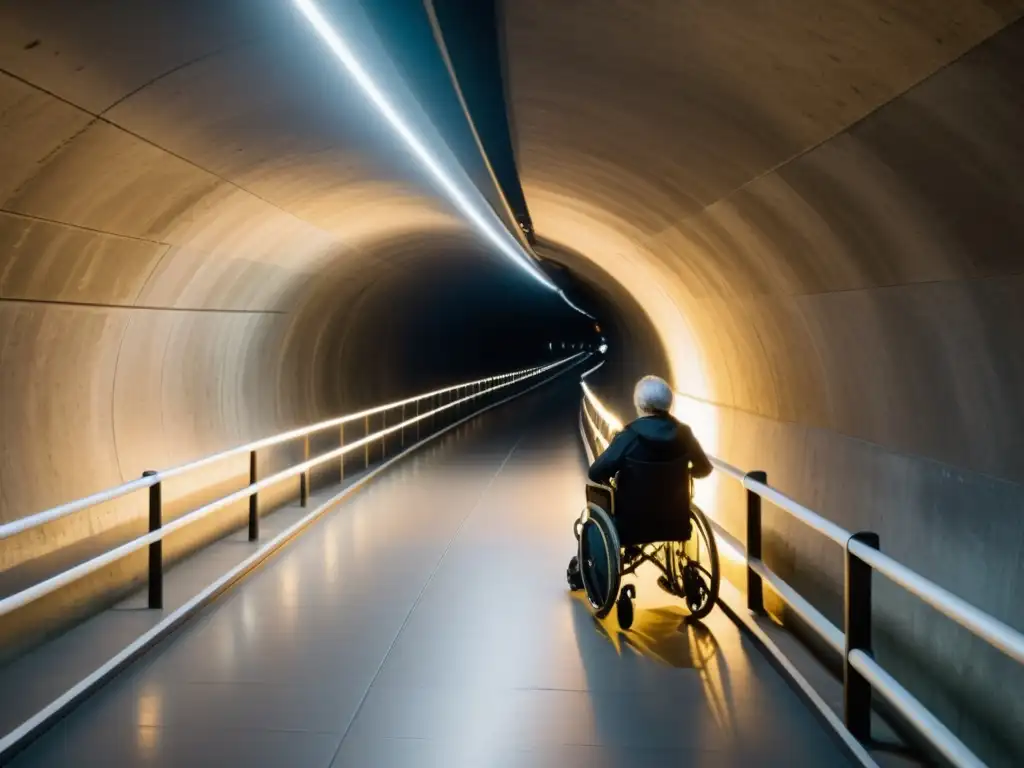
xmin=570 ymin=375 xmax=719 ymax=627
xmin=588 ymin=375 xmax=712 ymax=488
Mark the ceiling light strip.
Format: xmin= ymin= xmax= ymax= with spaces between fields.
xmin=294 ymin=0 xmax=562 ymax=294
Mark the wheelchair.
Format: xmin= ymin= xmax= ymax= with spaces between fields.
xmin=567 ymin=456 xmax=720 ymax=629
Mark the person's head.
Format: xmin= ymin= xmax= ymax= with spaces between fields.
xmin=633 ymin=375 xmax=673 ymax=417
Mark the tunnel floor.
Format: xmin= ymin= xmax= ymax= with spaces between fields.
xmin=9 ymin=380 xmax=850 ymax=767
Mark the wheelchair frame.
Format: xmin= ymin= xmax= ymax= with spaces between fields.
xmin=570 ymin=480 xmax=720 ymax=627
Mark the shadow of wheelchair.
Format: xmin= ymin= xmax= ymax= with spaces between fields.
xmin=569 ymin=594 xmax=746 ymax=738
xmin=569 ymin=591 xmax=719 ymax=669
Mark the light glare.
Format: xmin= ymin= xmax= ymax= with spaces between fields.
xmin=558 ymin=289 xmax=595 ymax=318
xmin=293 ymin=0 xmax=571 ymax=298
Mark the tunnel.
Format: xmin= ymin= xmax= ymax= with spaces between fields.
xmin=2 ymin=0 xmax=1024 ymax=765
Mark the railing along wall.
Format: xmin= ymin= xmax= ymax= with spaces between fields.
xmin=0 ymin=353 xmax=587 ymax=622
xmin=578 ymin=372 xmax=1024 ymax=768
xmin=0 ymin=352 xmax=591 ymax=761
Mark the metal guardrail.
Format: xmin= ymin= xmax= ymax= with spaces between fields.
xmin=578 ymin=379 xmax=1022 ymax=768
xmin=0 ymin=361 xmax=565 ymax=542
xmin=0 ymin=354 xmax=585 ymax=621
xmin=0 ymin=351 xmax=591 ymax=762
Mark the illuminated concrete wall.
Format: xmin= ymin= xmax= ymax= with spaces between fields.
xmin=501 ymin=1 xmax=1024 ymax=762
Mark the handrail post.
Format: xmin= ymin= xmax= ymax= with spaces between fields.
xmin=339 ymin=423 xmax=345 ymax=482
xmin=845 ymin=531 xmax=879 ymax=740
xmin=364 ymin=414 xmax=370 ymax=468
xmin=415 ymin=399 xmax=420 ymax=441
xmin=381 ymin=409 xmax=388 ymax=459
xmin=143 ymin=471 xmax=162 ymax=609
xmin=746 ymin=470 xmax=767 ymax=615
xmin=300 ymin=435 xmax=310 ymax=507
xmin=400 ymin=403 xmax=405 ymax=448
xmin=248 ymin=450 xmax=259 ymax=541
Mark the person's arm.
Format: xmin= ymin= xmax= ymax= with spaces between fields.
xmin=682 ymin=425 xmax=714 ymax=478
xmin=588 ymin=427 xmax=634 ymax=484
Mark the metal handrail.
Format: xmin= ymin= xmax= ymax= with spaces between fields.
xmin=708 ymin=456 xmax=746 ymax=482
xmin=848 ymin=651 xmax=985 ymax=768
xmin=849 ymin=539 xmax=1024 ymax=666
xmin=580 ymin=397 xmax=610 ymax=451
xmin=0 ymin=358 xmax=570 ymax=541
xmin=580 ymin=380 xmax=623 ymax=432
xmin=578 ymin=379 xmax=1024 ymax=767
xmin=580 ymin=359 xmax=606 ymax=379
xmin=748 ymin=557 xmax=845 ymax=655
xmin=742 ymin=473 xmax=849 ymax=546
xmin=0 ymin=351 xmax=591 ymax=763
xmin=0 ymin=353 xmax=585 ymax=620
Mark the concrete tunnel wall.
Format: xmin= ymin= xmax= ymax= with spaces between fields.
xmin=0 ymin=0 xmax=602 ymax=646
xmin=497 ymin=0 xmax=1024 ymax=763
xmin=2 ymin=0 xmax=1024 ymax=762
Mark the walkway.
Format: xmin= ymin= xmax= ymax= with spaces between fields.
xmin=9 ymin=380 xmax=850 ymax=767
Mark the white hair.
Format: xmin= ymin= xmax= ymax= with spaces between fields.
xmin=633 ymin=375 xmax=673 ymax=416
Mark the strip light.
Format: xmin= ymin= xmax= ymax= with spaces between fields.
xmin=294 ymin=0 xmax=590 ymax=315
xmin=558 ymin=290 xmax=595 ymax=319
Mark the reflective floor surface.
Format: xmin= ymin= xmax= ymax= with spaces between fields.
xmin=10 ymin=380 xmax=851 ymax=767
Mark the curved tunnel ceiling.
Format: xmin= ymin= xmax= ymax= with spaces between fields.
xmin=3 ymin=0 xmax=1024 ymax=760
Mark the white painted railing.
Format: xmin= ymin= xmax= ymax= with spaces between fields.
xmin=0 ymin=353 xmax=586 ymax=621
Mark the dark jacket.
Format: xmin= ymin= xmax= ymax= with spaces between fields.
xmin=588 ymin=413 xmax=713 ymax=485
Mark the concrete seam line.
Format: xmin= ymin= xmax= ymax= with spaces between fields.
xmin=328 ymin=434 xmax=524 ymax=764
xmin=0 ymin=355 xmax=586 ymax=761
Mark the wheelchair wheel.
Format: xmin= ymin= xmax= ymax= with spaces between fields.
xmin=664 ymin=503 xmax=720 ymax=621
xmin=566 ymin=556 xmax=584 ymax=591
xmin=616 ymin=584 xmax=636 ymax=630
xmin=577 ymin=503 xmax=621 ymax=618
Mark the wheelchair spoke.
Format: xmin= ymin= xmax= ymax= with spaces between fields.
xmin=691 ymin=560 xmax=714 ymax=580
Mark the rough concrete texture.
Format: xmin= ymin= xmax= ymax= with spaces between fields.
xmin=2 ymin=0 xmax=1024 ymax=763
